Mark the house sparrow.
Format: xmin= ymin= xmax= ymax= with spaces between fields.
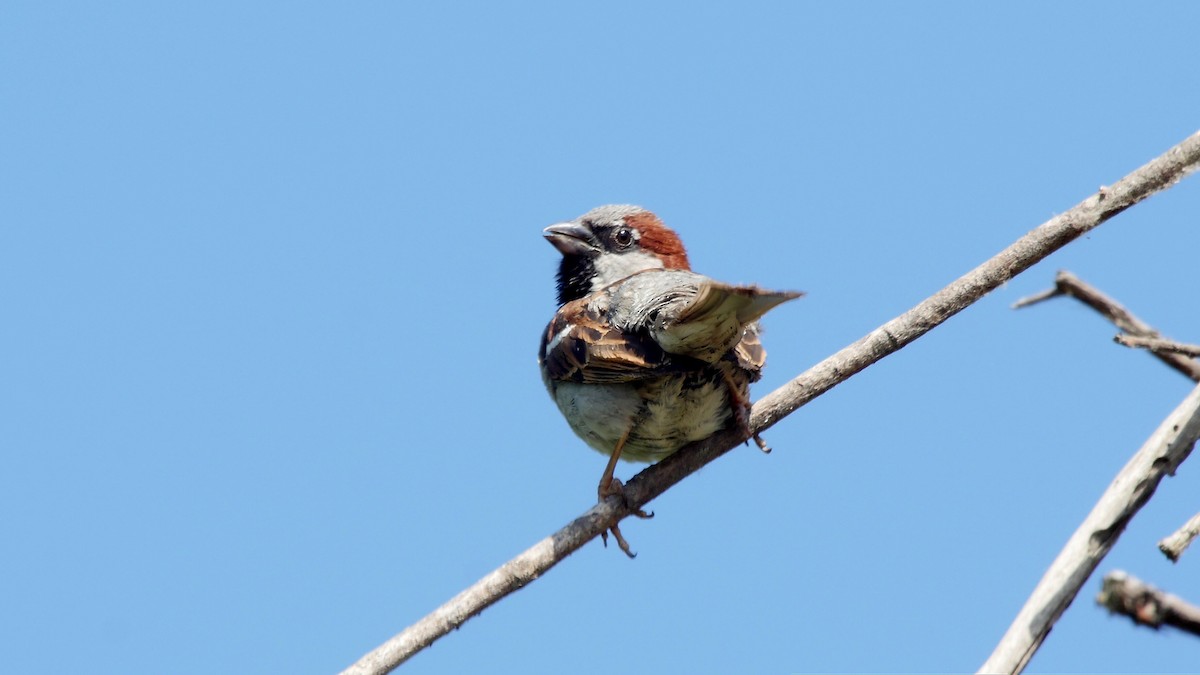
xmin=539 ymin=205 xmax=801 ymax=556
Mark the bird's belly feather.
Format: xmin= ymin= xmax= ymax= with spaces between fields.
xmin=552 ymin=370 xmax=741 ymax=463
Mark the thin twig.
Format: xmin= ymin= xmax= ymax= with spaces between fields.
xmin=1010 ymin=287 xmax=1063 ymax=308
xmin=342 ymin=130 xmax=1200 ymax=675
xmin=978 ymin=382 xmax=1200 ymax=674
xmin=1159 ymin=512 xmax=1200 ymax=563
xmin=1014 ymin=270 xmax=1200 ymax=382
xmin=1116 ymin=334 xmax=1200 ymax=358
xmin=1097 ymin=570 xmax=1200 ymax=637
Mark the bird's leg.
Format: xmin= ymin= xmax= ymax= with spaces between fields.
xmin=596 ymin=429 xmax=627 ymax=505
xmin=598 ymin=428 xmax=652 ymax=558
xmin=721 ymin=370 xmax=770 ymax=453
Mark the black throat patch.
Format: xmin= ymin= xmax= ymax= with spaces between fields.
xmin=555 ymin=255 xmax=595 ymax=306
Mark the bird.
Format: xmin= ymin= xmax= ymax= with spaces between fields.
xmin=538 ymin=204 xmax=801 ymax=556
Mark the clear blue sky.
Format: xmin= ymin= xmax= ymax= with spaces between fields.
xmin=3 ymin=3 xmax=1199 ymax=673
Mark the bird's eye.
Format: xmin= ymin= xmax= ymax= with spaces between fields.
xmin=613 ymin=227 xmax=634 ymax=249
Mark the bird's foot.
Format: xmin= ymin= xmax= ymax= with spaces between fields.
xmin=598 ymin=477 xmax=653 ymax=558
xmin=722 ymin=371 xmax=768 ymax=453
xmin=732 ymin=395 xmax=770 ymax=453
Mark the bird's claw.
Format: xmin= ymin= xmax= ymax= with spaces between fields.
xmin=721 ymin=370 xmax=767 ymax=453
xmin=601 ymin=523 xmax=637 ymax=558
xmin=598 ymin=477 xmax=652 ymax=558
xmin=752 ymin=432 xmax=771 ymax=453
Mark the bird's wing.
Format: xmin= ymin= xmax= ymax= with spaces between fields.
xmin=541 ymin=270 xmax=801 ymax=382
xmin=539 ymin=296 xmax=679 ymax=384
xmin=611 ymin=270 xmax=802 ymax=363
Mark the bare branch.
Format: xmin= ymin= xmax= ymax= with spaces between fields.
xmin=1010 ymin=286 xmax=1062 ymax=308
xmin=1159 ymin=512 xmax=1200 ymax=563
xmin=978 ymin=382 xmax=1200 ymax=675
xmin=1097 ymin=570 xmax=1200 ymax=637
xmin=1015 ymin=270 xmax=1200 ymax=382
xmin=342 ymin=131 xmax=1200 ymax=675
xmin=1116 ymin=334 xmax=1200 ymax=358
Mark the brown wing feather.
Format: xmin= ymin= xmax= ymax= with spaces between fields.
xmin=540 ymin=298 xmax=677 ymax=384
xmin=731 ymin=323 xmax=767 ymax=383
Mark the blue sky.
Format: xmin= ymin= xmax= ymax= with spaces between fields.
xmin=4 ymin=2 xmax=1200 ymax=673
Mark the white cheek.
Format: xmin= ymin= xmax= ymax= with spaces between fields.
xmin=592 ymin=251 xmax=665 ymax=290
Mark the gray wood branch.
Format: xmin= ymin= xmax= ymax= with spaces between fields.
xmin=1159 ymin=511 xmax=1200 ymax=563
xmin=1116 ymin=334 xmax=1200 ymax=359
xmin=978 ymin=382 xmax=1200 ymax=674
xmin=1097 ymin=570 xmax=1200 ymax=637
xmin=342 ymin=130 xmax=1200 ymax=675
xmin=1013 ymin=270 xmax=1200 ymax=382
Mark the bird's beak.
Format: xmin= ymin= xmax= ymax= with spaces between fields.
xmin=543 ymin=222 xmax=598 ymax=256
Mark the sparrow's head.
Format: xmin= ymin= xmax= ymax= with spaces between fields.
xmin=544 ymin=205 xmax=690 ymax=305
